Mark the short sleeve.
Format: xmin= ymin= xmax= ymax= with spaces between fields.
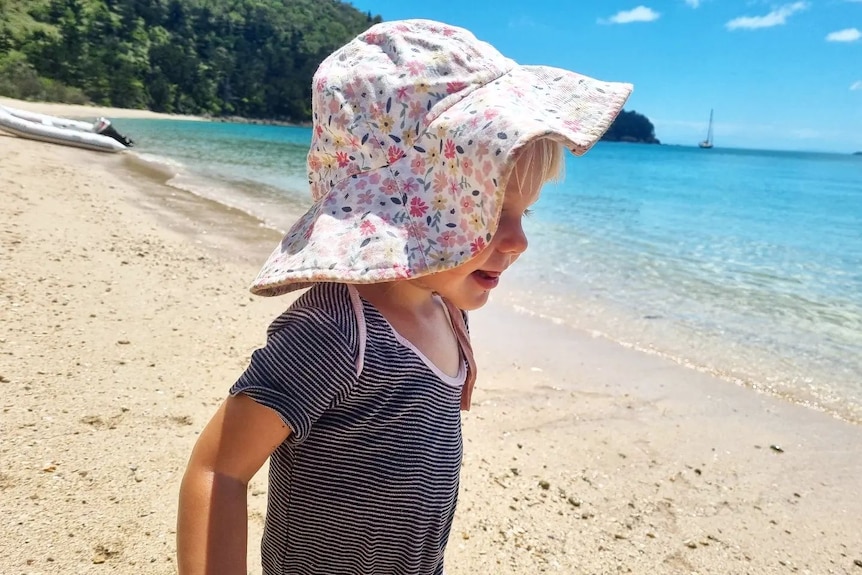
xmin=230 ymin=306 xmax=358 ymax=442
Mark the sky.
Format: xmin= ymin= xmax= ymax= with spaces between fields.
xmin=348 ymin=1 xmax=861 ymax=153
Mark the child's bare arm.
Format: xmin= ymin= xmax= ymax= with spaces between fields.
xmin=177 ymin=393 xmax=290 ymax=575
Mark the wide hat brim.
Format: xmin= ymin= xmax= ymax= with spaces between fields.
xmin=251 ymin=65 xmax=632 ymax=297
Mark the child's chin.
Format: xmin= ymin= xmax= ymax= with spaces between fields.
xmin=452 ymin=292 xmax=491 ymax=312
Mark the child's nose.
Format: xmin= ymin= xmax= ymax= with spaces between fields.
xmin=496 ymin=220 xmax=529 ymax=255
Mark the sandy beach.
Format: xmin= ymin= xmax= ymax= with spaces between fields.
xmin=2 ymin=100 xmax=861 ymax=575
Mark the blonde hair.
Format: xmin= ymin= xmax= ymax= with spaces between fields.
xmin=509 ymin=138 xmax=565 ymax=195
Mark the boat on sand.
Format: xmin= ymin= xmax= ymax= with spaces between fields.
xmin=0 ymin=105 xmax=133 ymax=153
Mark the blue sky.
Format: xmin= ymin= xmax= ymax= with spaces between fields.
xmin=349 ymin=1 xmax=861 ymax=153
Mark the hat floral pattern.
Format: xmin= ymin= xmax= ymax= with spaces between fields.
xmin=251 ymin=19 xmax=632 ymax=297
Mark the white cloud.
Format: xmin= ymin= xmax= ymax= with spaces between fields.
xmin=851 ymin=81 xmax=862 ymax=91
xmin=600 ymin=6 xmax=661 ymax=25
xmin=726 ymin=2 xmax=808 ymax=30
xmin=685 ymin=0 xmax=701 ymax=7
xmin=826 ymin=28 xmax=861 ymax=42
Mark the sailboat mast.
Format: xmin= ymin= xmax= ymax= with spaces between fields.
xmin=699 ymin=109 xmax=715 ymax=148
xmin=707 ymin=109 xmax=714 ymax=144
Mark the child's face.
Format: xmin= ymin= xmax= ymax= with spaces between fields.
xmin=414 ymin=155 xmax=544 ymax=310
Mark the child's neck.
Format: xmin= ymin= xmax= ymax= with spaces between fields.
xmin=352 ymin=281 xmax=461 ymax=378
xmin=352 ymin=281 xmax=440 ymax=319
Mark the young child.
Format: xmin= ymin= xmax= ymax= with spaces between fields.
xmin=177 ymin=19 xmax=631 ymax=575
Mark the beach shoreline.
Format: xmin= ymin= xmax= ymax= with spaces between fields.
xmin=0 ymin=96 xmax=208 ymax=122
xmin=1 ymin=106 xmax=861 ymax=574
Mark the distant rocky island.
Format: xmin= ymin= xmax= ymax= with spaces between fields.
xmin=601 ymin=110 xmax=660 ymax=144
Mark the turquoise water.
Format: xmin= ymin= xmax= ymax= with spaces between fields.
xmin=114 ymin=118 xmax=862 ymax=423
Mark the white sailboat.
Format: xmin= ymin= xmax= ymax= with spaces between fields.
xmin=698 ymin=109 xmax=714 ymax=149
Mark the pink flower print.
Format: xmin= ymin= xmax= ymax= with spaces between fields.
xmin=461 ymin=157 xmax=473 ymax=177
xmin=442 ymin=26 xmax=456 ymax=37
xmin=410 ymin=155 xmax=426 ymax=175
xmin=439 ymin=230 xmax=458 ymax=247
xmin=316 ymin=76 xmax=327 ymax=92
xmin=346 ymin=162 xmax=360 ymax=176
xmin=448 ymin=178 xmax=460 ymax=197
xmin=481 ymin=160 xmax=493 ymax=177
xmin=336 ymin=151 xmax=350 ymax=168
xmin=446 ymin=81 xmax=467 ymax=94
xmin=368 ymin=172 xmax=381 ymax=185
xmin=343 ymin=83 xmax=357 ymax=100
xmin=396 ymin=85 xmax=410 ymax=100
xmin=348 ymin=135 xmax=360 ymax=149
xmin=369 ymin=103 xmax=384 ymax=119
xmin=444 ymin=140 xmax=457 ymax=159
xmin=406 ymin=60 xmax=426 ymax=76
xmin=401 ymin=177 xmax=419 ymax=194
xmin=470 ymin=236 xmax=486 ymax=255
xmin=328 ymin=97 xmax=341 ymax=116
xmin=409 ymin=196 xmax=429 ymax=218
xmin=412 ymin=221 xmax=430 ymax=239
xmin=432 ymin=171 xmax=449 ymax=193
xmin=333 ymin=113 xmax=349 ymax=132
xmin=408 ymin=100 xmax=425 ymax=120
xmin=360 ymin=220 xmax=376 ymax=236
xmin=387 ymin=146 xmax=405 ymax=164
xmin=380 ymin=177 xmax=399 ymax=196
xmin=309 ymin=154 xmax=322 ymax=171
xmin=358 ymin=190 xmax=374 ymax=205
xmin=483 ymin=109 xmax=499 ymax=120
xmin=355 ymin=178 xmax=369 ymax=191
xmin=392 ymin=263 xmax=412 ymax=278
xmin=315 ymin=124 xmax=324 ymax=138
xmin=476 ymin=141 xmax=490 ymax=159
xmin=563 ymin=118 xmax=582 ymax=132
xmin=460 ymin=197 xmax=473 ymax=211
xmin=364 ymin=32 xmax=381 ymax=45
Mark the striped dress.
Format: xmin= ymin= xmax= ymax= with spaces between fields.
xmin=230 ymin=283 xmax=466 ymax=575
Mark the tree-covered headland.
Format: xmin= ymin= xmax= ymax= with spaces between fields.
xmin=0 ymin=0 xmax=659 ymax=142
xmin=601 ymin=110 xmax=660 ymax=144
xmin=0 ymin=0 xmax=381 ymax=121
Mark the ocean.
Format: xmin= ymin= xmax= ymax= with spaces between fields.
xmin=114 ymin=118 xmax=862 ymax=424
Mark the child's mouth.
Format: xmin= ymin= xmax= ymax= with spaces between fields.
xmin=472 ymin=270 xmax=500 ymax=289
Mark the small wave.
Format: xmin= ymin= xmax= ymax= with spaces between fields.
xmin=123 ymin=151 xmax=183 ymax=183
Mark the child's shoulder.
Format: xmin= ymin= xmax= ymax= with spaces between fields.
xmin=267 ymin=282 xmax=360 ymax=342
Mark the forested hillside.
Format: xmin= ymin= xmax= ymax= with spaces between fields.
xmin=0 ymin=0 xmax=380 ymax=120
xmin=0 ymin=2 xmax=658 ymax=140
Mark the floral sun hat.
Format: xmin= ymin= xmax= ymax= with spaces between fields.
xmin=251 ymin=19 xmax=632 ymax=297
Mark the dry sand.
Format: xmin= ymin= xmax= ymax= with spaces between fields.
xmin=1 ymin=101 xmax=861 ymax=575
